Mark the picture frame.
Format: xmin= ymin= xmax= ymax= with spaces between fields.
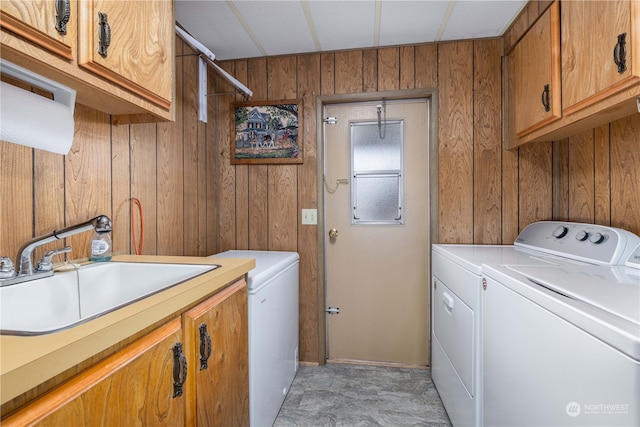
xmin=231 ymin=99 xmax=303 ymax=164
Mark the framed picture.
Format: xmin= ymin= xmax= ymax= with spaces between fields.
xmin=231 ymin=99 xmax=303 ymax=164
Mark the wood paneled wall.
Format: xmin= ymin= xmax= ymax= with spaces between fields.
xmin=553 ymin=121 xmax=640 ymax=233
xmin=215 ymin=39 xmax=504 ymax=363
xmin=2 ymin=36 xmax=639 ymax=365
xmin=213 ymin=39 xmax=640 ymax=364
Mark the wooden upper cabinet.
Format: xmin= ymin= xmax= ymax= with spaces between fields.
xmin=183 ymin=279 xmax=249 ymax=427
xmin=0 ymin=0 xmax=75 ymax=60
xmin=507 ymin=1 xmax=561 ymax=147
xmin=78 ymin=0 xmax=174 ymax=110
xmin=562 ymin=0 xmax=639 ymax=115
xmin=504 ymin=1 xmax=640 ymax=146
xmin=0 ymin=0 xmax=174 ymax=121
xmin=2 ymin=319 xmax=186 ymax=427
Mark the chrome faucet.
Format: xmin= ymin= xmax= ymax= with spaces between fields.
xmin=0 ymin=215 xmax=112 ymax=286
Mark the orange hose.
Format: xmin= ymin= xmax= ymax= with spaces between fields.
xmin=131 ymin=198 xmax=144 ymax=255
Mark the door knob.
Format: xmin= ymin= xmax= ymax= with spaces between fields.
xmin=329 ymin=228 xmax=339 ymax=239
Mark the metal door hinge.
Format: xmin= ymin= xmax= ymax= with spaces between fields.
xmin=326 ymin=306 xmax=340 ymax=315
xmin=323 ymin=117 xmax=338 ymax=124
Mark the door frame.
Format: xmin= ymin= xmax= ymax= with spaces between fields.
xmin=315 ymin=89 xmax=439 ymax=365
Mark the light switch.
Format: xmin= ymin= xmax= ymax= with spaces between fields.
xmin=302 ymin=209 xmax=317 ymax=225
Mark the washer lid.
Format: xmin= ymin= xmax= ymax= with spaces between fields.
xmin=209 ymin=250 xmax=299 ymax=291
xmin=508 ymin=264 xmax=640 ymax=326
xmin=432 ymin=244 xmax=570 ymax=275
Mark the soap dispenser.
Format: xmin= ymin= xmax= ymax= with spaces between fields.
xmin=90 ymin=216 xmax=113 ymax=262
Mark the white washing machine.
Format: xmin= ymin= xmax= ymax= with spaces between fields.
xmin=432 ymin=221 xmax=640 ymax=427
xmin=432 ymin=237 xmax=588 ymax=426
xmin=211 ymin=250 xmax=299 ymax=427
xmin=482 ymin=225 xmax=640 ymax=426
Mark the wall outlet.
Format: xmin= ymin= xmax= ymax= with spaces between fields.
xmin=301 ymin=209 xmax=317 ymax=225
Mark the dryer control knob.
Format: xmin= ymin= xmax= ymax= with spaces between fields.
xmin=575 ymin=230 xmax=589 ymax=241
xmin=552 ymin=225 xmax=569 ymax=239
xmin=589 ymin=232 xmax=606 ymax=244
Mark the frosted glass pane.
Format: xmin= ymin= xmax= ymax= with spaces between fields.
xmin=351 ymin=121 xmax=402 ymax=171
xmin=353 ymin=175 xmax=401 ymax=223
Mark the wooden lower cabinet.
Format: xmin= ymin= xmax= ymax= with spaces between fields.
xmin=2 ymin=318 xmax=185 ymax=426
xmin=2 ymin=279 xmax=249 ymax=427
xmin=184 ymin=279 xmax=249 ymax=427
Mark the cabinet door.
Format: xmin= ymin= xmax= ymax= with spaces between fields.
xmin=77 ymin=0 xmax=174 ymax=110
xmin=2 ymin=319 xmax=185 ymax=426
xmin=562 ymin=0 xmax=639 ymax=115
xmin=506 ymin=2 xmax=561 ymax=147
xmin=183 ymin=279 xmax=249 ymax=427
xmin=0 ymin=0 xmax=75 ymax=59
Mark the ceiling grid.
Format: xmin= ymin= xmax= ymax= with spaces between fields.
xmin=176 ymin=1 xmax=528 ymax=61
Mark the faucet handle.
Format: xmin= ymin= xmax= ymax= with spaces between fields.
xmin=37 ymin=246 xmax=72 ymax=272
xmin=0 ymin=257 xmax=16 ymax=278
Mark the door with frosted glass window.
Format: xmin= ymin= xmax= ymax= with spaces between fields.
xmin=324 ymin=99 xmax=430 ymax=365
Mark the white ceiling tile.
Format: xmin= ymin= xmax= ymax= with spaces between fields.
xmin=379 ymin=1 xmax=450 ymax=46
xmin=176 ymin=0 xmax=263 ymax=60
xmin=175 ymin=0 xmax=527 ymax=61
xmin=308 ymin=1 xmax=377 ymax=52
xmin=441 ymin=1 xmax=527 ymax=40
xmin=233 ymin=1 xmax=318 ymax=56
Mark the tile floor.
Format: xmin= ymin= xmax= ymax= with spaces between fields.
xmin=273 ymin=363 xmax=452 ymax=427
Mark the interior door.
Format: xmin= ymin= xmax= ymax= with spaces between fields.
xmin=324 ymin=99 xmax=430 ymax=366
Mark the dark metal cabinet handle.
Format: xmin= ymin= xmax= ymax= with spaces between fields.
xmin=614 ymin=33 xmax=627 ymax=73
xmin=199 ymin=323 xmax=212 ymax=370
xmin=172 ymin=343 xmax=187 ymax=398
xmin=55 ymin=0 xmax=70 ymax=35
xmin=541 ymin=84 xmax=551 ymax=112
xmin=98 ymin=11 xmax=111 ymax=58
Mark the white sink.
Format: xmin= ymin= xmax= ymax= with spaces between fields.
xmin=0 ymin=262 xmax=219 ymax=335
